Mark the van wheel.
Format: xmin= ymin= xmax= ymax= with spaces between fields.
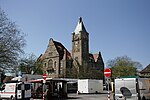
xmin=142 ymin=96 xmax=146 ymax=100
xmin=10 ymin=96 xmax=15 ymax=100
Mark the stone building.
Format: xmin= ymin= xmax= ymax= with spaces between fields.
xmin=40 ymin=17 xmax=104 ymax=79
xmin=139 ymin=64 xmax=150 ymax=78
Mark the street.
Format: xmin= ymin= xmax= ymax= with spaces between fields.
xmin=67 ymin=93 xmax=113 ymax=100
xmin=31 ymin=91 xmax=114 ymax=100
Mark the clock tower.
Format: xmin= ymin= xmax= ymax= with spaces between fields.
xmin=72 ymin=17 xmax=89 ymax=67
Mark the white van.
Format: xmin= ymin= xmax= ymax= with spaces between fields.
xmin=115 ymin=78 xmax=150 ymax=100
xmin=0 ymin=81 xmax=31 ymax=100
xmin=78 ymin=79 xmax=103 ymax=93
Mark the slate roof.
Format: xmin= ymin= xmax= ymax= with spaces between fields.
xmin=74 ymin=17 xmax=87 ymax=34
xmin=140 ymin=64 xmax=150 ymax=73
xmin=89 ymin=52 xmax=104 ymax=63
xmin=38 ymin=39 xmax=72 ymax=61
xmin=89 ymin=53 xmax=99 ymax=62
xmin=53 ymin=40 xmax=71 ymax=60
xmin=93 ymin=54 xmax=99 ymax=62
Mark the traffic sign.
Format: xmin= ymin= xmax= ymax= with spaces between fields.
xmin=18 ymin=71 xmax=22 ymax=77
xmin=43 ymin=74 xmax=46 ymax=80
xmin=104 ymin=68 xmax=111 ymax=78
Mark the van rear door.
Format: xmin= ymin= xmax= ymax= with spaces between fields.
xmin=24 ymin=83 xmax=31 ymax=98
xmin=115 ymin=78 xmax=138 ymax=100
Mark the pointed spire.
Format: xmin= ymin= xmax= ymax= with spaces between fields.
xmin=74 ymin=17 xmax=87 ymax=34
xmin=79 ymin=17 xmax=82 ymax=23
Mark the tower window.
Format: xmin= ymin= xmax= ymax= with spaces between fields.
xmin=75 ymin=57 xmax=78 ymax=61
xmin=75 ymin=41 xmax=79 ymax=46
xmin=74 ymin=41 xmax=80 ymax=52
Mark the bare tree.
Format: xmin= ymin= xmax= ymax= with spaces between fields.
xmin=0 ymin=8 xmax=26 ymax=71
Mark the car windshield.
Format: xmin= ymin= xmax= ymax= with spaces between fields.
xmin=0 ymin=84 xmax=6 ymax=90
xmin=18 ymin=84 xmax=21 ymax=90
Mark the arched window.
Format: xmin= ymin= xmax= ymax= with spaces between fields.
xmin=53 ymin=61 xmax=57 ymax=74
xmin=60 ymin=61 xmax=63 ymax=68
xmin=54 ymin=61 xmax=57 ymax=68
xmin=48 ymin=59 xmax=53 ymax=68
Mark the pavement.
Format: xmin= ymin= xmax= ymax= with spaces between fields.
xmin=30 ymin=91 xmax=114 ymax=100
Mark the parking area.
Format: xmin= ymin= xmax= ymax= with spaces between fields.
xmin=67 ymin=93 xmax=114 ymax=100
xmin=31 ymin=91 xmax=114 ymax=100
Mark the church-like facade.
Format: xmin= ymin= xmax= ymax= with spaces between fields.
xmin=39 ymin=17 xmax=104 ymax=79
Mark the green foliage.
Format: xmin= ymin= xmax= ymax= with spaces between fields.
xmin=33 ymin=60 xmax=43 ymax=75
xmin=66 ymin=64 xmax=78 ymax=78
xmin=107 ymin=56 xmax=142 ymax=78
xmin=78 ymin=66 xmax=92 ymax=79
xmin=67 ymin=64 xmax=103 ymax=79
xmin=67 ymin=56 xmax=104 ymax=79
xmin=78 ymin=66 xmax=103 ymax=79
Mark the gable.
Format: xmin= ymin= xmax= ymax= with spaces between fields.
xmin=43 ymin=38 xmax=59 ymax=59
xmin=89 ymin=52 xmax=104 ymax=63
xmin=140 ymin=64 xmax=150 ymax=73
xmin=43 ymin=38 xmax=71 ymax=61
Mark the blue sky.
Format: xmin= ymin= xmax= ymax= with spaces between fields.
xmin=0 ymin=0 xmax=150 ymax=68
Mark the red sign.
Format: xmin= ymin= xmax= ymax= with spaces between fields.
xmin=104 ymin=68 xmax=111 ymax=78
xmin=43 ymin=74 xmax=46 ymax=80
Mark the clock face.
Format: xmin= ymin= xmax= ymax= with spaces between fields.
xmin=74 ymin=34 xmax=79 ymax=40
